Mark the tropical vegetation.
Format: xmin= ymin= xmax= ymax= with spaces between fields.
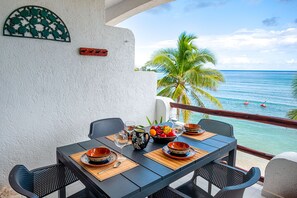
xmin=143 ymin=32 xmax=224 ymax=122
xmin=287 ymin=75 xmax=297 ymax=120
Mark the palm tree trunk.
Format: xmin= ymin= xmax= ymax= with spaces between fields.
xmin=176 ymin=96 xmax=181 ymax=120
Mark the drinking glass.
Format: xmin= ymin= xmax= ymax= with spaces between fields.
xmin=125 ymin=121 xmax=135 ymax=136
xmin=169 ymin=114 xmax=184 ymax=141
xmin=168 ymin=114 xmax=178 ymax=126
xmin=174 ymin=121 xmax=184 ymax=141
xmin=114 ymin=130 xmax=128 ymax=161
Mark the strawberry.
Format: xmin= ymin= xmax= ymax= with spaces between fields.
xmin=167 ymin=131 xmax=176 ymax=137
xmin=160 ymin=133 xmax=167 ymax=138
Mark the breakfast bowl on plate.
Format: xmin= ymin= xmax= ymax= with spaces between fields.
xmin=184 ymin=123 xmax=201 ymax=133
xmin=167 ymin=141 xmax=190 ymax=155
xmin=86 ymin=147 xmax=111 ymax=163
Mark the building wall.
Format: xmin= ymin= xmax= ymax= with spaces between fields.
xmin=0 ymin=0 xmax=156 ymax=187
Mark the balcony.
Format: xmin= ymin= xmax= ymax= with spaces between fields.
xmin=1 ymin=1 xmax=296 ymax=197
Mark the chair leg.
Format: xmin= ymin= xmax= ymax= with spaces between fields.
xmin=191 ymin=170 xmax=198 ymax=183
xmin=208 ymin=182 xmax=212 ymax=194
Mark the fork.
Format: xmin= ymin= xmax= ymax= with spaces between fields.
xmin=191 ymin=147 xmax=201 ymax=153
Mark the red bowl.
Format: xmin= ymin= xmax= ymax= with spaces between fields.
xmin=184 ymin=123 xmax=201 ymax=132
xmin=167 ymin=142 xmax=190 ymax=155
xmin=86 ymin=147 xmax=111 ymax=162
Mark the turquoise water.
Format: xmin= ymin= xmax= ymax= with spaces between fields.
xmin=164 ymin=70 xmax=297 ymax=155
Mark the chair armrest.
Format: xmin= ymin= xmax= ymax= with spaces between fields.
xmin=9 ymin=165 xmax=39 ymax=198
xmin=212 ymin=160 xmax=246 ymax=174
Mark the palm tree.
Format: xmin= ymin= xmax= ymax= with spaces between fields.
xmin=287 ymin=75 xmax=297 ymax=120
xmin=144 ymin=32 xmax=224 ymax=122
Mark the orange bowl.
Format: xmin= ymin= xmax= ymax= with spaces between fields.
xmin=86 ymin=147 xmax=111 ymax=162
xmin=167 ymin=142 xmax=190 ymax=155
xmin=184 ymin=123 xmax=201 ymax=132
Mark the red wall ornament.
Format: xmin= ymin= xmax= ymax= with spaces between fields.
xmin=79 ymin=48 xmax=108 ymax=56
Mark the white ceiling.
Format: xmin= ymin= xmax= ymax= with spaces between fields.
xmin=105 ymin=0 xmax=173 ymax=25
xmin=105 ymin=0 xmax=123 ymax=8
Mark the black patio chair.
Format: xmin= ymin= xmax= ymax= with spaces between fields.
xmin=88 ymin=117 xmax=124 ymax=139
xmin=198 ymin=118 xmax=234 ymax=138
xmin=175 ymin=161 xmax=261 ymax=198
xmin=199 ymin=119 xmax=234 ymax=163
xmin=9 ymin=163 xmax=95 ymax=198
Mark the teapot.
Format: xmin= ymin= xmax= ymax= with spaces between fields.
xmin=131 ymin=128 xmax=150 ymax=150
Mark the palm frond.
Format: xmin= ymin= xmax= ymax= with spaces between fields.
xmin=172 ymin=84 xmax=185 ymax=100
xmin=287 ymin=109 xmax=297 ymax=120
xmin=157 ymin=75 xmax=176 ymax=87
xmin=194 ymin=49 xmax=217 ymax=65
xmin=192 ymin=86 xmax=223 ymax=109
xmin=190 ymin=90 xmax=205 ymax=108
xmin=157 ymin=86 xmax=174 ymax=97
xmin=184 ymin=67 xmax=224 ymax=90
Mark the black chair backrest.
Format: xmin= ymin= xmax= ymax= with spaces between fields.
xmin=9 ymin=164 xmax=78 ymax=198
xmin=198 ymin=119 xmax=234 ymax=137
xmin=9 ymin=165 xmax=36 ymax=198
xmin=214 ymin=167 xmax=261 ymax=198
xmin=89 ymin=117 xmax=124 ymax=139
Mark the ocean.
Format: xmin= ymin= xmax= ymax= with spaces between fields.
xmin=161 ymin=70 xmax=297 ymax=155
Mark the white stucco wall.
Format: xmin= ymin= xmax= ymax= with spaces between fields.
xmin=0 ymin=0 xmax=156 ymax=188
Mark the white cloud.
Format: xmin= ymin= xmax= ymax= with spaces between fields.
xmin=135 ymin=28 xmax=297 ymax=70
xmin=135 ymin=52 xmax=151 ymax=66
xmin=286 ymin=59 xmax=297 ymax=64
xmin=197 ymin=28 xmax=297 ymax=50
xmin=219 ymin=56 xmax=251 ymax=64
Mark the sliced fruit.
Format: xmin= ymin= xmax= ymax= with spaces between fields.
xmin=163 ymin=126 xmax=171 ymax=134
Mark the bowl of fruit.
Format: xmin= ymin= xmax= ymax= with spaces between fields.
xmin=149 ymin=125 xmax=176 ymax=144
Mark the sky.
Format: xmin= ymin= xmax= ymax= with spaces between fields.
xmin=117 ymin=0 xmax=297 ymax=70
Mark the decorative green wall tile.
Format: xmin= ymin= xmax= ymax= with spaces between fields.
xmin=3 ymin=5 xmax=71 ymax=42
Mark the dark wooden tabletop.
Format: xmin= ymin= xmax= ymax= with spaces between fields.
xmin=56 ymin=134 xmax=237 ymax=198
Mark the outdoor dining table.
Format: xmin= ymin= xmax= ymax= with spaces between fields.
xmin=56 ymin=132 xmax=237 ymax=198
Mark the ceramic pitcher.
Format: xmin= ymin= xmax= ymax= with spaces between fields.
xmin=131 ymin=128 xmax=150 ymax=150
